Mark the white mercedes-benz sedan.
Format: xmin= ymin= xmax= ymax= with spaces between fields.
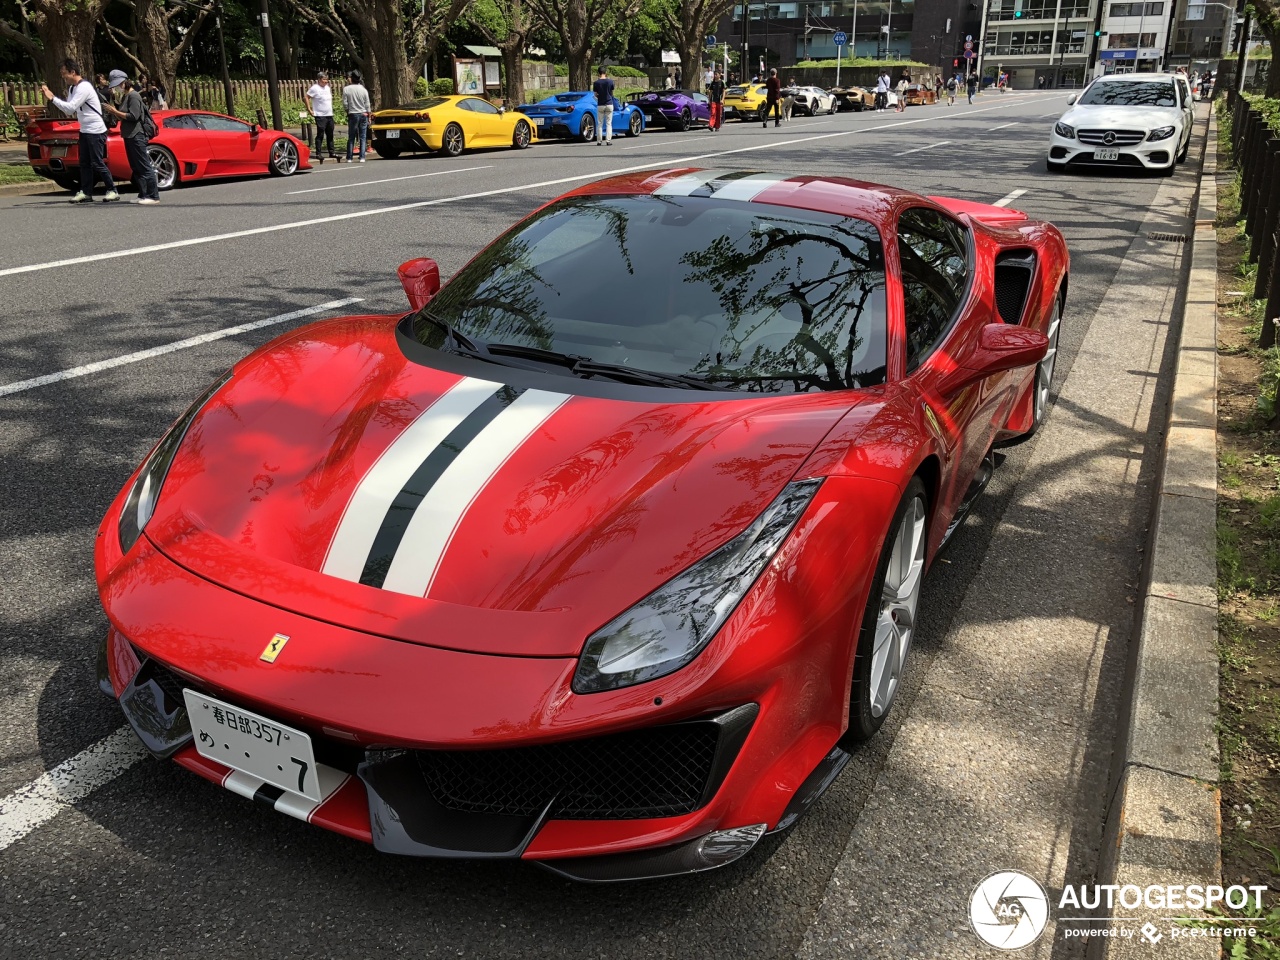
xmin=1047 ymin=73 xmax=1192 ymax=175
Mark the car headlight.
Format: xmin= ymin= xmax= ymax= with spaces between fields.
xmin=1053 ymin=122 xmax=1076 ymax=139
xmin=1147 ymin=126 xmax=1176 ymax=141
xmin=117 ymin=373 xmax=231 ymax=555
xmin=572 ymin=478 xmax=823 ymax=694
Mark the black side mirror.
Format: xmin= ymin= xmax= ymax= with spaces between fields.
xmin=250 ymin=123 xmax=261 ymax=135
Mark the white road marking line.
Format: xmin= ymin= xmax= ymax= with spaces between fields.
xmin=994 ymin=188 xmax=1028 ymax=207
xmin=622 ymin=134 xmax=716 ymax=150
xmin=0 ymin=297 xmax=362 ymax=398
xmin=0 ymin=726 xmax=147 ymax=852
xmin=0 ymin=100 xmax=1024 ymax=280
xmin=893 ymin=140 xmax=951 ymax=157
xmin=990 ymin=122 xmax=1017 ymax=131
xmin=286 ymin=165 xmax=492 ymax=194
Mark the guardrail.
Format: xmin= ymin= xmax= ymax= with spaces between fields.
xmin=1225 ymin=89 xmax=1280 ymax=350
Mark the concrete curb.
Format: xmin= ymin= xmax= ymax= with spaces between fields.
xmin=1095 ymin=109 xmax=1221 ymax=958
xmin=0 ymin=180 xmax=62 ymax=197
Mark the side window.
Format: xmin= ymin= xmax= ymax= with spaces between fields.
xmin=467 ymin=98 xmax=500 ymax=115
xmin=454 ymin=99 xmax=474 ymax=112
xmin=163 ymin=115 xmax=200 ymax=130
xmin=896 ymin=207 xmax=970 ymax=369
xmin=197 ymin=114 xmax=251 ymax=133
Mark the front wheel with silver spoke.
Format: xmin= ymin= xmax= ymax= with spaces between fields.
xmin=269 ymin=139 xmax=299 ymax=176
xmin=846 ymin=476 xmax=929 ymax=742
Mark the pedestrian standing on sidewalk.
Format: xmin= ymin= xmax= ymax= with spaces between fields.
xmin=41 ymin=59 xmax=119 ymax=204
xmin=895 ymin=71 xmax=909 ymax=112
xmin=707 ymin=70 xmax=725 ymax=131
xmin=342 ymin=70 xmax=371 ymax=163
xmin=874 ymin=70 xmax=890 ymax=112
xmin=946 ymin=73 xmax=958 ymax=106
xmin=103 ymin=71 xmax=160 ymax=204
xmin=306 ymin=72 xmax=336 ymax=163
xmin=593 ymin=67 xmax=615 ymax=145
xmin=763 ymin=68 xmax=781 ymax=128
xmin=966 ymin=72 xmax=979 ymax=105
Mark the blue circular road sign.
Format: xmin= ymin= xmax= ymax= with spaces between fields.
xmin=833 ymin=31 xmax=847 ymax=46
xmin=706 ymin=34 xmax=716 ymax=47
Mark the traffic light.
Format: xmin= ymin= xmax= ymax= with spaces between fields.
xmin=953 ymin=58 xmax=960 ymax=66
xmin=1013 ymin=9 xmax=1024 ymax=17
xmin=1094 ymin=29 xmax=1102 ymax=37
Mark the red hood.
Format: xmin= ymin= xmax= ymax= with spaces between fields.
xmin=146 ymin=316 xmax=868 ymax=657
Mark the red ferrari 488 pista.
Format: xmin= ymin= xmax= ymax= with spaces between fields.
xmin=96 ymin=169 xmax=1066 ymax=881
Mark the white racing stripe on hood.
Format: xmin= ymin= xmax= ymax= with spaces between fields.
xmin=651 ymin=170 xmax=726 ymax=196
xmin=380 ymin=389 xmax=572 ymax=599
xmin=706 ymin=172 xmax=795 ymax=201
xmin=321 ymin=375 xmax=502 ymax=582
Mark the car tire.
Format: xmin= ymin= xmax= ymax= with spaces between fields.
xmin=148 ymin=144 xmax=179 ymax=190
xmin=373 ymin=143 xmax=402 ymax=159
xmin=756 ymin=104 xmax=768 ymax=122
xmin=51 ymin=174 xmax=79 ymax=192
xmin=512 ymin=119 xmax=532 ymax=149
xmin=627 ymin=111 xmax=642 ymax=137
xmin=1176 ymin=135 xmax=1189 ymax=163
xmin=579 ymin=113 xmax=596 ymax=143
xmin=268 ymin=138 xmax=299 ymax=176
xmin=845 ymin=475 xmax=929 ymax=742
xmin=679 ymin=109 xmax=691 ymax=132
xmin=442 ymin=122 xmax=465 ymax=157
xmin=1029 ymin=296 xmax=1062 ymax=434
xmin=1046 ymin=159 xmax=1065 ymax=173
xmin=1160 ymin=157 xmax=1176 ymax=177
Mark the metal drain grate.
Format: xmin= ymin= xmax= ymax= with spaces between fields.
xmin=1147 ymin=232 xmax=1189 ymax=242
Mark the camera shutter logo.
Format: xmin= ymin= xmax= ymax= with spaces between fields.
xmin=969 ymin=870 xmax=1050 ymax=950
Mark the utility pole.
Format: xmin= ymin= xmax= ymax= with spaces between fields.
xmin=741 ymin=0 xmax=750 ymax=80
xmin=975 ymin=0 xmax=992 ymax=81
xmin=258 ymin=0 xmax=283 ymax=130
xmin=851 ymin=0 xmax=857 ymax=60
xmin=215 ymin=1 xmax=235 ymax=117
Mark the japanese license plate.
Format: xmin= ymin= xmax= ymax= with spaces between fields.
xmin=184 ymin=689 xmax=320 ymax=801
xmin=49 ymin=146 xmax=67 ymax=158
xmin=384 ymin=129 xmax=400 ymax=139
xmin=1093 ymin=149 xmax=1119 ymax=161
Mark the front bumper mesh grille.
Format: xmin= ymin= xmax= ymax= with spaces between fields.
xmin=1077 ymin=129 xmax=1146 ymax=146
xmin=418 ymin=717 xmax=729 ymax=820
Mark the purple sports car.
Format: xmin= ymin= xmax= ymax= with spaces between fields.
xmin=626 ymin=90 xmax=711 ymax=131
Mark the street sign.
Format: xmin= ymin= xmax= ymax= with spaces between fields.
xmin=963 ymin=40 xmax=973 ymax=50
xmin=833 ymin=31 xmax=847 ymax=47
xmin=963 ymin=50 xmax=977 ymax=59
xmin=965 ymin=34 xmax=972 ymax=42
xmin=706 ymin=34 xmax=716 ymax=47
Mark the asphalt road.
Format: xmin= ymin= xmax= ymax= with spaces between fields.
xmin=0 ymin=91 xmax=1191 ymax=958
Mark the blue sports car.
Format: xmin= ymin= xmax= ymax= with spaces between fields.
xmin=626 ymin=91 xmax=711 ymax=131
xmin=515 ymin=92 xmax=645 ymax=142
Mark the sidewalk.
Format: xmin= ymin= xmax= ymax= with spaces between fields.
xmin=797 ymin=114 xmax=1208 ymax=958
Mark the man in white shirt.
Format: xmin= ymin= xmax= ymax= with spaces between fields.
xmin=305 ymin=71 xmax=336 ymax=163
xmin=873 ymin=71 xmax=890 ymax=112
xmin=41 ymin=58 xmax=119 ymax=203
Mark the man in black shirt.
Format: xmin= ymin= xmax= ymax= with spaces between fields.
xmin=592 ymin=67 xmax=615 ymax=145
xmin=764 ymin=68 xmax=781 ymax=128
xmin=103 ymin=70 xmax=160 ymax=203
xmin=708 ymin=70 xmax=725 ymax=131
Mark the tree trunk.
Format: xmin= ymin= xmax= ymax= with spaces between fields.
xmin=35 ymin=3 xmax=102 ymax=89
xmin=1255 ymin=1 xmax=1280 ymax=97
xmin=503 ymin=45 xmax=525 ymax=105
xmin=566 ymin=0 xmax=592 ymax=91
xmin=680 ymin=45 xmax=703 ymax=92
xmin=340 ymin=0 xmax=412 ymax=107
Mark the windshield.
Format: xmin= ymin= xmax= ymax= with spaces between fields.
xmin=393 ymin=97 xmax=448 ymax=110
xmin=1078 ymin=80 xmax=1177 ymax=108
xmin=553 ymin=93 xmax=587 ymax=102
xmin=413 ymin=192 xmax=888 ymax=394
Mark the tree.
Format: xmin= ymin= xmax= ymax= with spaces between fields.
xmin=0 ymin=0 xmax=108 ymax=87
xmin=524 ymin=0 xmax=643 ymax=91
xmin=1251 ymin=0 xmax=1280 ymax=97
xmin=101 ymin=0 xmax=215 ymax=96
xmin=661 ymin=0 xmax=733 ymax=92
xmin=467 ymin=0 xmax=538 ymax=105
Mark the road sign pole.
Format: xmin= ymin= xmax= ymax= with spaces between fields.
xmin=836 ymin=45 xmax=841 ymax=87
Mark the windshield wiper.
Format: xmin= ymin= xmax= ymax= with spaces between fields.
xmin=570 ymin=360 xmax=718 ymax=390
xmin=420 ymin=311 xmax=486 ymax=356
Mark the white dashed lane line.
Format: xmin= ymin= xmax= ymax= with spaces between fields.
xmin=0 ymin=727 xmax=146 ymax=852
xmin=287 ymin=165 xmax=492 ymax=195
xmin=994 ymin=188 xmax=1029 ymax=207
xmin=0 ymin=298 xmax=362 ymax=398
xmin=893 ymin=140 xmax=951 ymax=157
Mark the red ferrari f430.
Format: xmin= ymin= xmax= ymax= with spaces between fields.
xmin=96 ymin=169 xmax=1066 ymax=881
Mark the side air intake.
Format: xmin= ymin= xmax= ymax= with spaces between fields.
xmin=994 ymin=250 xmax=1037 ymax=324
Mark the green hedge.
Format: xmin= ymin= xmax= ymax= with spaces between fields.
xmin=429 ymin=77 xmax=454 ymax=95
xmin=792 ymin=58 xmax=931 ymax=69
xmin=550 ymin=63 xmax=645 ymax=79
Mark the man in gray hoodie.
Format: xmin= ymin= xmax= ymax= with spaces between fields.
xmin=342 ymin=70 xmax=372 ymax=163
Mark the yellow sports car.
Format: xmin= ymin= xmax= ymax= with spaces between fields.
xmin=369 ymin=95 xmax=536 ymax=158
xmin=723 ymin=83 xmax=770 ymax=122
